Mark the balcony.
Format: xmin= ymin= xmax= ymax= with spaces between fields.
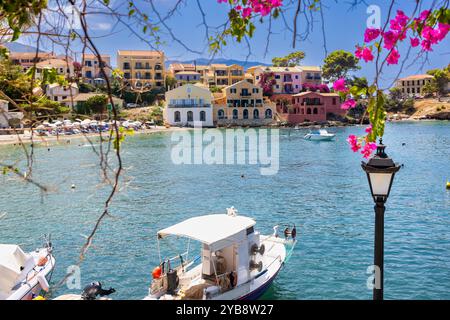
xmin=283 ymin=76 xmax=293 ymax=82
xmin=168 ymin=104 xmax=211 ymax=108
xmin=240 ymin=92 xmax=251 ymax=97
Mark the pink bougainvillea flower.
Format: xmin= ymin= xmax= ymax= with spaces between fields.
xmin=390 ymin=10 xmax=409 ymax=32
xmin=341 ymin=99 xmax=356 ymax=110
xmin=356 ymin=46 xmax=374 ymax=62
xmin=242 ymin=7 xmax=252 ymax=18
xmin=333 ymin=78 xmax=347 ymax=92
xmin=361 ymin=142 xmax=377 ymax=159
xmin=410 ymin=37 xmax=420 ymax=47
xmin=364 ymin=28 xmax=381 ymax=43
xmin=436 ymin=23 xmax=450 ymax=41
xmin=235 ymin=5 xmax=242 ymax=11
xmin=365 ymin=125 xmax=373 ymax=134
xmin=419 ymin=10 xmax=430 ymax=21
xmin=387 ymin=49 xmax=400 ymax=65
xmin=382 ymin=30 xmax=399 ymax=50
xmin=361 ymin=47 xmax=374 ymax=62
xmin=421 ymin=39 xmax=433 ymax=51
xmin=347 ymin=135 xmax=361 ymax=152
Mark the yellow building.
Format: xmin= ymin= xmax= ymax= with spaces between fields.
xmin=82 ymin=54 xmax=112 ymax=84
xmin=117 ymin=50 xmax=165 ymax=89
xmin=201 ymin=64 xmax=245 ymax=87
xmin=213 ymin=80 xmax=276 ymax=126
xmin=299 ymin=66 xmax=323 ymax=85
xmin=396 ymin=74 xmax=434 ymax=97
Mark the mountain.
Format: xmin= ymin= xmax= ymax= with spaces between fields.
xmin=165 ymin=58 xmax=269 ymax=69
xmin=2 ymin=42 xmax=46 ymax=53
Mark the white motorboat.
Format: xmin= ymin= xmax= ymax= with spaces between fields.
xmin=303 ymin=129 xmax=335 ymax=141
xmin=144 ymin=207 xmax=296 ymax=300
xmin=0 ymin=239 xmax=55 ymax=300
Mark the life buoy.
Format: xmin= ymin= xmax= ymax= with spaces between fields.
xmin=152 ymin=266 xmax=162 ymax=279
xmin=37 ymin=256 xmax=48 ymax=267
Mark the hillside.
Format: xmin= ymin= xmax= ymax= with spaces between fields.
xmin=165 ymin=58 xmax=269 ymax=69
xmin=410 ymin=98 xmax=450 ymax=119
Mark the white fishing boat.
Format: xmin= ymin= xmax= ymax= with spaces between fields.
xmin=144 ymin=207 xmax=296 ymax=300
xmin=0 ymin=238 xmax=54 ymax=300
xmin=303 ymin=129 xmax=335 ymax=141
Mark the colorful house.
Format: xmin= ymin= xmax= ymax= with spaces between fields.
xmin=253 ymin=66 xmax=303 ymax=94
xmin=213 ymin=80 xmax=276 ymax=126
xmin=117 ymin=50 xmax=165 ymax=89
xmin=164 ymin=83 xmax=214 ymax=127
xmin=277 ymin=91 xmax=345 ymax=124
xmin=82 ymin=54 xmax=112 ymax=84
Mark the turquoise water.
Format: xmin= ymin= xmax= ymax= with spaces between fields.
xmin=0 ymin=121 xmax=449 ymax=300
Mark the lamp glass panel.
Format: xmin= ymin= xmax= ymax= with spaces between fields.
xmin=369 ymin=172 xmax=392 ymax=196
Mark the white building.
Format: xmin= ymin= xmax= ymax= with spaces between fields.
xmin=0 ymin=99 xmax=24 ymax=129
xmin=46 ymin=83 xmax=79 ymax=108
xmin=35 ymin=59 xmax=74 ymax=79
xmin=164 ymin=84 xmax=214 ymax=127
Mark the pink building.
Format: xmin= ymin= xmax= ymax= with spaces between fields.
xmin=278 ymin=91 xmax=346 ymax=124
xmin=254 ymin=66 xmax=303 ymax=94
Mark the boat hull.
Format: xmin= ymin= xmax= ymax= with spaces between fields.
xmin=304 ymin=134 xmax=335 ymax=141
xmin=237 ymin=264 xmax=283 ymax=300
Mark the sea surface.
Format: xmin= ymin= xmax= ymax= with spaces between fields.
xmin=0 ymin=121 xmax=449 ymax=300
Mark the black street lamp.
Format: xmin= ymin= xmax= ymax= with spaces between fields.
xmin=361 ymin=139 xmax=401 ymax=300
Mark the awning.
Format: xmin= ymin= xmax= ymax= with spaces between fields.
xmin=157 ymin=214 xmax=255 ymax=251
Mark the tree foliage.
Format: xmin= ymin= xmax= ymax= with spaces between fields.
xmin=322 ymin=50 xmax=361 ymax=81
xmin=272 ymin=51 xmax=305 ymax=67
xmin=85 ymin=94 xmax=108 ymax=114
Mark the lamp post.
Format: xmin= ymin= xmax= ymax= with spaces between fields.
xmin=361 ymin=139 xmax=400 ymax=300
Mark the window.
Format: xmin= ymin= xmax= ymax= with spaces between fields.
xmin=275 ymin=75 xmax=281 ymax=79
xmin=233 ymin=109 xmax=238 ymax=119
xmin=218 ymin=109 xmax=225 ymax=119
xmin=265 ymin=109 xmax=272 ymax=119
xmin=252 ymin=88 xmax=259 ymax=93
xmin=243 ymin=109 xmax=249 ymax=119
xmin=174 ymin=111 xmax=181 ymax=122
xmin=123 ymin=62 xmax=130 ymax=70
xmin=295 ymin=75 xmax=299 ymax=79
xmin=332 ymin=98 xmax=336 ymax=105
xmin=86 ymin=71 xmax=92 ymax=78
xmin=307 ymin=108 xmax=312 ymax=114
xmin=256 ymin=76 xmax=259 ymax=80
xmin=276 ymin=85 xmax=279 ymax=89
xmin=313 ymin=108 xmax=318 ymax=114
xmin=253 ymin=109 xmax=259 ymax=119
xmin=200 ymin=111 xmax=206 ymax=121
xmin=187 ymin=111 xmax=194 ymax=122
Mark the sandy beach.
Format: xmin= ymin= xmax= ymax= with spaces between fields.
xmin=0 ymin=126 xmax=189 ymax=146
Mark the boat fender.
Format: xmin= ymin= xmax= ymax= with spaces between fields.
xmin=249 ymin=260 xmax=263 ymax=272
xmin=166 ymin=269 xmax=179 ymax=295
xmin=37 ymin=273 xmax=50 ymax=292
xmin=251 ymin=244 xmax=265 ymax=256
xmin=152 ymin=266 xmax=162 ymax=279
xmin=292 ymin=226 xmax=297 ymax=240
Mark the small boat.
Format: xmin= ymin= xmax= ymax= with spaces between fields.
xmin=144 ymin=207 xmax=296 ymax=300
xmin=51 ymin=282 xmax=116 ymax=300
xmin=0 ymin=238 xmax=55 ymax=300
xmin=446 ymin=181 xmax=450 ymax=189
xmin=303 ymin=129 xmax=335 ymax=141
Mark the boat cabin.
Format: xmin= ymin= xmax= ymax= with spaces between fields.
xmin=153 ymin=212 xmax=266 ymax=299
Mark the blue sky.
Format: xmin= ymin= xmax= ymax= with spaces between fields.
xmin=20 ymin=1 xmax=450 ymax=88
